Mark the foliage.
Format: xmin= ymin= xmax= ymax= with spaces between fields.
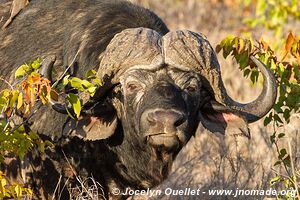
xmin=242 ymin=0 xmax=300 ymax=38
xmin=2 ymin=0 xmax=102 ymax=194
xmin=0 ymin=58 xmax=56 ymax=198
xmin=217 ymin=24 xmax=300 ymax=200
xmin=0 ymin=171 xmax=32 ymax=199
xmin=62 ymin=69 xmax=101 ymax=118
xmin=0 ymin=58 xmax=102 ymax=198
xmin=238 ymin=1 xmax=300 ymax=199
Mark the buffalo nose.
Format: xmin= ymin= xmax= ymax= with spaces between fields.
xmin=147 ymin=110 xmax=186 ymax=132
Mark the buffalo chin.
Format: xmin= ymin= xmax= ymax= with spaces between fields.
xmin=147 ymin=134 xmax=180 ymax=152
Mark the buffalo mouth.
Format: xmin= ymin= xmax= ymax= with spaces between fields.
xmin=146 ymin=132 xmax=180 ymax=152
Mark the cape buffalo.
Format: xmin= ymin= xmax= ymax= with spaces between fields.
xmin=0 ymin=0 xmax=277 ymax=199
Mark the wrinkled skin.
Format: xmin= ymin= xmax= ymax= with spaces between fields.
xmin=121 ymin=68 xmax=201 ymax=151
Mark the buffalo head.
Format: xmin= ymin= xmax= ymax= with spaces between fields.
xmin=55 ymin=28 xmax=276 ymax=187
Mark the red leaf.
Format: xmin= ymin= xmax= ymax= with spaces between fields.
xmin=281 ymin=32 xmax=294 ymax=61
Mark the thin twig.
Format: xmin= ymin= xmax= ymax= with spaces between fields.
xmin=274 ymin=139 xmax=292 ymax=178
xmin=288 ymin=139 xmax=300 ymax=199
xmin=0 ymin=76 xmax=13 ymax=90
xmin=52 ymin=49 xmax=80 ymax=88
xmin=2 ymin=103 xmax=42 ymax=135
xmin=2 ymin=118 xmax=10 ymax=133
xmin=52 ymin=174 xmax=62 ymax=200
xmin=61 ymin=150 xmax=95 ymax=199
xmin=271 ymin=168 xmax=293 ymax=181
xmin=58 ymin=177 xmax=70 ymax=200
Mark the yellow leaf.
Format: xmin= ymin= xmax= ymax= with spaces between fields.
xmin=67 ymin=93 xmax=81 ymax=118
xmin=235 ymin=38 xmax=245 ymax=53
xmin=248 ymin=38 xmax=254 ymax=53
xmin=25 ymin=104 xmax=30 ymax=114
xmin=17 ymin=92 xmax=23 ymax=109
xmin=14 ymin=184 xmax=22 ymax=197
xmin=23 ymin=188 xmax=32 ymax=196
xmin=1 ymin=178 xmax=7 ymax=187
xmin=39 ymin=94 xmax=48 ymax=105
xmin=10 ymin=90 xmax=19 ymax=108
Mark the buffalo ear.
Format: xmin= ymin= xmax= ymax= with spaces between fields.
xmin=198 ymin=101 xmax=250 ymax=138
xmin=62 ymin=107 xmax=118 ymax=141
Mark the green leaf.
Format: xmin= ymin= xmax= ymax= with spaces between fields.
xmin=273 ymin=104 xmax=282 ymax=113
xmin=29 ymin=132 xmax=39 ymax=140
xmin=38 ymin=141 xmax=45 ymax=153
xmin=274 ymin=161 xmax=281 ymax=166
xmin=236 ymin=51 xmax=249 ymax=69
xmin=15 ymin=64 xmax=30 ymax=79
xmin=270 ymin=176 xmax=279 ymax=186
xmin=283 ymin=109 xmax=290 ymax=121
xmin=87 ymin=86 xmax=97 ymax=96
xmin=243 ymin=0 xmax=251 ymax=7
xmin=283 ymin=155 xmax=291 ymax=167
xmin=243 ymin=17 xmax=258 ymax=28
xmin=81 ymin=80 xmax=94 ymax=89
xmin=67 ymin=93 xmax=81 ymax=118
xmin=44 ymin=140 xmax=54 ymax=148
xmin=278 ymin=148 xmax=287 ymax=159
xmin=250 ymin=70 xmax=259 ymax=83
xmin=273 ymin=114 xmax=283 ymax=124
xmin=85 ymin=69 xmax=97 ymax=78
xmin=270 ymin=132 xmax=276 ymax=144
xmin=264 ymin=113 xmax=272 ymax=126
xmin=278 ymin=63 xmax=285 ymax=76
xmin=92 ymin=78 xmax=102 ymax=86
xmin=69 ymin=77 xmax=83 ymax=90
xmin=220 ymin=35 xmax=234 ymax=58
xmin=31 ymin=58 xmax=41 ymax=69
xmin=62 ymin=75 xmax=70 ymax=86
xmin=243 ymin=69 xmax=251 ymax=78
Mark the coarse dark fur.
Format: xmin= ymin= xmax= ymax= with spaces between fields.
xmin=0 ymin=0 xmax=170 ymax=199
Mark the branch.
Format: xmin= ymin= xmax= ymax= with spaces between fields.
xmin=52 ymin=49 xmax=80 ymax=88
xmin=0 ymin=77 xmax=13 ymax=90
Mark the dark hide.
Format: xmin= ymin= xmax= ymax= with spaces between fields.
xmin=0 ymin=0 xmax=169 ymax=199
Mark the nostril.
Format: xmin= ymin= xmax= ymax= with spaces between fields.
xmin=146 ymin=110 xmax=186 ymax=127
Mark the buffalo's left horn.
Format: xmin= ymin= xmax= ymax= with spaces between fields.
xmin=226 ymin=56 xmax=277 ymax=122
xmin=162 ymin=30 xmax=277 ymax=123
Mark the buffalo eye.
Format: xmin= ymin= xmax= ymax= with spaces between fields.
xmin=184 ymin=78 xmax=199 ymax=94
xmin=182 ymin=76 xmax=200 ymax=95
xmin=185 ymin=84 xmax=198 ymax=93
xmin=125 ymin=81 xmax=143 ymax=93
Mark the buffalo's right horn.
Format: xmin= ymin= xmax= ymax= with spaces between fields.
xmin=40 ymin=55 xmax=69 ymax=115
